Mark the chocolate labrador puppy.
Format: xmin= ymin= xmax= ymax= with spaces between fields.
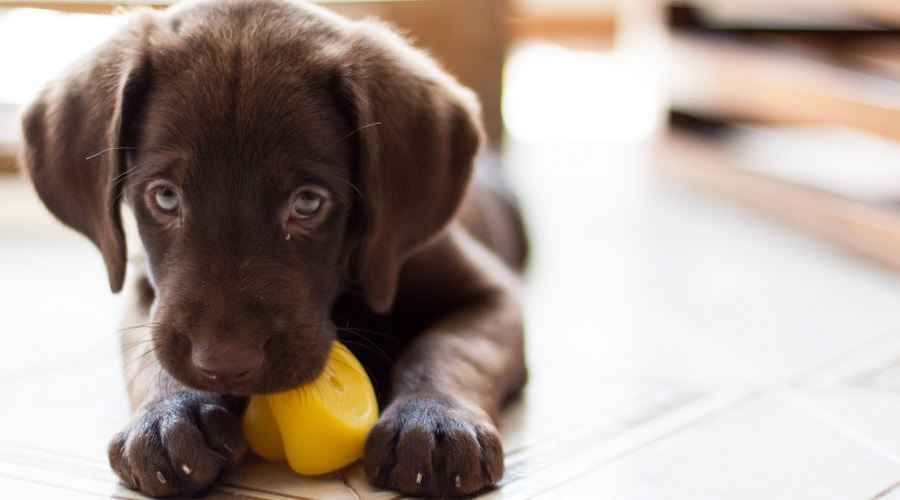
xmin=20 ymin=0 xmax=527 ymax=497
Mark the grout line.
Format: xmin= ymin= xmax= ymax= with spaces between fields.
xmin=509 ymin=388 xmax=760 ymax=499
xmin=0 ymin=469 xmax=111 ymax=498
xmin=503 ymin=386 xmax=706 ymax=478
xmin=216 ymin=482 xmax=318 ymax=500
xmin=851 ymin=358 xmax=900 ymax=391
xmin=0 ymin=440 xmax=108 ymax=467
xmin=789 ymin=328 xmax=900 ymax=385
xmin=337 ymin=469 xmax=362 ymax=500
xmin=777 ymin=385 xmax=900 ymax=467
xmin=215 ymin=483 xmax=311 ymax=500
xmin=871 ymin=478 xmax=900 ymax=500
xmin=504 ymin=384 xmax=699 ymax=457
xmin=848 ymin=381 xmax=900 ymax=397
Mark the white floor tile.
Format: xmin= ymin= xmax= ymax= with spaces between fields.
xmin=530 ymin=391 xmax=900 ymax=500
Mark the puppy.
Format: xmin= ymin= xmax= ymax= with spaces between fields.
xmin=20 ymin=0 xmax=527 ymax=497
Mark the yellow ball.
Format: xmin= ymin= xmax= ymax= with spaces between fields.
xmin=242 ymin=341 xmax=379 ymax=475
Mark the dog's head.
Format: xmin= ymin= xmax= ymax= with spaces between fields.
xmin=20 ymin=0 xmax=482 ymax=395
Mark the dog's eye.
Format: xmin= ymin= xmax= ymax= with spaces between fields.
xmin=148 ymin=181 xmax=182 ymax=216
xmin=290 ymin=187 xmax=326 ymax=220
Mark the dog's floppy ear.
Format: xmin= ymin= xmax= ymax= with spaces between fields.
xmin=341 ymin=23 xmax=484 ymax=313
xmin=20 ymin=11 xmax=155 ymax=293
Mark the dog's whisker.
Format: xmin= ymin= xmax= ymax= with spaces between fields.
xmin=120 ymin=338 xmax=159 ymax=353
xmin=125 ymin=355 xmax=161 ymax=396
xmin=335 ymin=177 xmax=365 ymax=203
xmin=326 ymin=355 xmax=370 ymax=382
xmin=106 ymin=157 xmax=158 ymax=202
xmin=122 ymin=343 xmax=164 ymax=375
xmin=110 ymin=157 xmax=153 ymax=185
xmin=336 ymin=339 xmax=393 ymax=370
xmin=84 ymin=146 xmax=139 ymax=160
xmin=336 ymin=324 xmax=400 ymax=343
xmin=336 ymin=329 xmax=394 ymax=364
xmin=113 ymin=322 xmax=163 ymax=336
xmin=336 ymin=121 xmax=381 ymax=143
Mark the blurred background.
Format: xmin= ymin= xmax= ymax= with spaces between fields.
xmin=1 ymin=0 xmax=900 ymax=498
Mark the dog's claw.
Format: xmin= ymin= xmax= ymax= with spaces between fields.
xmin=365 ymin=396 xmax=504 ymax=496
xmin=108 ymin=392 xmax=247 ymax=497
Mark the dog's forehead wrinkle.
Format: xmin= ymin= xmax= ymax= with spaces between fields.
xmin=144 ymin=89 xmax=351 ymax=181
xmin=152 ymin=8 xmax=351 ymax=119
xmin=141 ymin=30 xmax=357 ymax=186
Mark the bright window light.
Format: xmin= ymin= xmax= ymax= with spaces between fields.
xmin=502 ymin=42 xmax=664 ymax=144
xmin=0 ymin=8 xmax=120 ymax=105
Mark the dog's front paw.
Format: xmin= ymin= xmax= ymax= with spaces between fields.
xmin=364 ymin=394 xmax=504 ymax=497
xmin=108 ymin=392 xmax=247 ymax=497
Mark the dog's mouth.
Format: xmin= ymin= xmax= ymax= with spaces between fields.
xmin=176 ymin=357 xmax=331 ymax=397
xmin=156 ymin=335 xmax=334 ymax=397
xmin=169 ymin=362 xmax=324 ymax=398
xmin=149 ymin=313 xmax=337 ymax=397
xmin=194 ymin=373 xmax=262 ymax=397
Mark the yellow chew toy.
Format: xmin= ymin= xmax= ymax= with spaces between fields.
xmin=242 ymin=341 xmax=378 ymax=475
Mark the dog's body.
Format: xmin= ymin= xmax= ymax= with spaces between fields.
xmin=21 ymin=0 xmax=527 ymax=497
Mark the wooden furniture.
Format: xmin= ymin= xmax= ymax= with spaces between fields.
xmin=0 ymin=103 xmax=15 ymax=171
xmin=663 ymin=2 xmax=900 ymax=272
xmin=669 ymin=34 xmax=900 ymax=141
xmin=659 ymin=128 xmax=900 ymax=272
xmin=0 ymin=0 xmax=511 ymax=171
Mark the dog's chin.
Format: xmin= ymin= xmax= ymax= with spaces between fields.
xmin=210 ymin=380 xmax=258 ymax=397
xmin=165 ymin=365 xmax=327 ymax=397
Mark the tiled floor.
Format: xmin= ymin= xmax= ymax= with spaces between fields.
xmin=2 ymin=135 xmax=900 ymax=499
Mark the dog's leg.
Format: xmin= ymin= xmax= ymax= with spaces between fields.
xmin=364 ymin=226 xmax=527 ymax=497
xmin=108 ymin=274 xmax=247 ymax=497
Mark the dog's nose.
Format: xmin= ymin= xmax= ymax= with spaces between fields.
xmin=192 ymin=347 xmax=263 ymax=384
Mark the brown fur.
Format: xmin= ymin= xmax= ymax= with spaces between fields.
xmin=20 ymin=0 xmax=527 ymax=497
